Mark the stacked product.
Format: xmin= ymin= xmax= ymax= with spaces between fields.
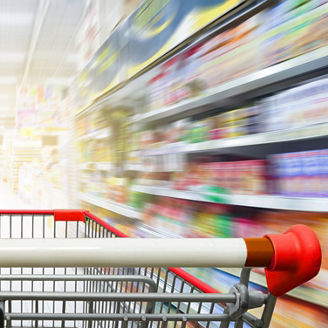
xmin=171 ymin=160 xmax=268 ymax=195
xmin=131 ymin=75 xmax=328 ymax=165
xmin=136 ymin=147 xmax=328 ymax=199
xmin=141 ymin=199 xmax=236 ymax=238
xmin=258 ymin=0 xmax=328 ymax=67
xmin=135 ymin=145 xmax=328 ymax=197
xmin=78 ymin=139 xmax=112 ymax=163
xmin=145 ymin=0 xmax=328 ymax=112
xmin=184 ymin=105 xmax=261 ymax=142
xmin=76 ymin=108 xmax=108 ymax=137
xmin=80 ymin=171 xmax=130 ymax=204
xmin=136 ymin=157 xmax=268 ymax=196
xmin=270 ymin=149 xmax=328 ymax=197
xmin=263 ymin=77 xmax=328 ymax=131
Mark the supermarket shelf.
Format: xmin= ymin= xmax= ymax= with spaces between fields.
xmin=77 ymin=128 xmax=110 ymax=141
xmin=124 ymin=163 xmax=163 ymax=172
xmin=132 ymin=184 xmax=328 ymax=212
xmin=75 ymin=0 xmax=271 ymax=120
xmin=132 ymin=46 xmax=328 ymax=124
xmin=79 ymin=193 xmax=141 ymax=220
xmin=133 ymin=184 xmax=217 ymax=202
xmin=124 ymin=163 xmax=145 ymax=171
xmin=138 ymin=123 xmax=328 ymax=156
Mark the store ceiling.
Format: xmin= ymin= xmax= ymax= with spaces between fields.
xmin=0 ymin=0 xmax=89 ymax=116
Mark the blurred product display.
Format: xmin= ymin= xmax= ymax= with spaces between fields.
xmin=271 ymin=149 xmax=328 ymax=197
xmin=130 ymin=77 xmax=328 ymax=158
xmin=0 ymin=83 xmax=71 ymax=208
xmin=143 ymin=1 xmax=328 ymax=113
xmin=71 ymin=0 xmax=328 ymax=327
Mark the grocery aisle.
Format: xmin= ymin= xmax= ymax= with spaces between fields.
xmin=0 ymin=0 xmax=326 ymax=327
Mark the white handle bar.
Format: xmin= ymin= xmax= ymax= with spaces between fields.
xmin=0 ymin=238 xmax=248 ymax=267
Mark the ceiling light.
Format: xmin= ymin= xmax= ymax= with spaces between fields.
xmin=0 ymin=53 xmax=25 ymax=63
xmin=66 ymin=54 xmax=78 ymax=63
xmin=47 ymin=77 xmax=72 ymax=86
xmin=0 ymin=106 xmax=10 ymax=111
xmin=0 ymin=13 xmax=33 ymax=25
xmin=0 ymin=77 xmax=17 ymax=84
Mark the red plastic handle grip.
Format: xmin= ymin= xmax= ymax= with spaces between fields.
xmin=54 ymin=210 xmax=85 ymax=222
xmin=265 ymin=225 xmax=322 ymax=296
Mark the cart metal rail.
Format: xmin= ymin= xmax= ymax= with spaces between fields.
xmin=0 ymin=209 xmax=321 ymax=328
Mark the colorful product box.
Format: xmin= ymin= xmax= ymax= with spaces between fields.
xmin=300 ymin=151 xmax=319 ymax=197
xmin=270 ymin=153 xmax=286 ymax=195
xmin=204 ymin=160 xmax=267 ymax=195
xmin=319 ymin=149 xmax=328 ymax=196
xmin=271 ymin=149 xmax=328 ymax=197
xmin=284 ymin=153 xmax=300 ymax=196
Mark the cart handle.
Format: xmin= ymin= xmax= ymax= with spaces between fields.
xmin=78 ymin=210 xmax=322 ymax=296
xmin=0 ymin=210 xmax=322 ymax=297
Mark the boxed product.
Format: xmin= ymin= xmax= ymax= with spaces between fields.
xmin=270 ymin=149 xmax=328 ymax=197
xmin=147 ymin=72 xmax=167 ymax=112
xmin=259 ymin=0 xmax=328 ymax=67
xmin=205 ymin=160 xmax=267 ymax=195
xmin=264 ymin=77 xmax=328 ymax=131
xmin=200 ymin=15 xmax=261 ymax=87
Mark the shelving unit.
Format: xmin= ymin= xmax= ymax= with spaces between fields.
xmin=77 ymin=128 xmax=110 ymax=141
xmin=138 ymin=123 xmax=328 ymax=156
xmin=132 ymin=46 xmax=328 ymax=124
xmin=74 ymin=0 xmax=328 ymax=320
xmin=5 ymin=140 xmax=42 ymax=195
xmin=79 ymin=192 xmax=140 ymax=220
xmin=132 ymin=184 xmax=328 ymax=212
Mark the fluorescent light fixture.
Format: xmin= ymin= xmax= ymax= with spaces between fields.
xmin=0 ymin=106 xmax=9 ymax=111
xmin=0 ymin=94 xmax=9 ymax=100
xmin=0 ymin=53 xmax=25 ymax=63
xmin=0 ymin=13 xmax=33 ymax=25
xmin=0 ymin=77 xmax=17 ymax=84
xmin=47 ymin=77 xmax=72 ymax=86
xmin=66 ymin=54 xmax=78 ymax=63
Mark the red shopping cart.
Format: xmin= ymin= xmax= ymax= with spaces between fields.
xmin=0 ymin=209 xmax=321 ymax=328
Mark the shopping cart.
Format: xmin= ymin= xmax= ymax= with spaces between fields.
xmin=0 ymin=209 xmax=321 ymax=328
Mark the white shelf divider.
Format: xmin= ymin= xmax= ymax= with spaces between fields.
xmin=132 ymin=184 xmax=328 ymax=212
xmin=79 ymin=193 xmax=141 ymax=220
xmin=138 ymin=123 xmax=328 ymax=157
xmin=77 ymin=128 xmax=110 ymax=141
